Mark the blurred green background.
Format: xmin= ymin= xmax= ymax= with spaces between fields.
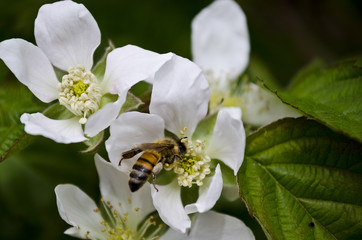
xmin=0 ymin=0 xmax=362 ymax=239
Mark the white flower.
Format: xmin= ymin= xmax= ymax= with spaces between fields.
xmin=106 ymin=54 xmax=246 ymax=233
xmin=55 ymin=156 xmax=254 ymax=240
xmin=55 ymin=154 xmax=160 ymax=239
xmin=160 ymin=211 xmax=255 ymax=240
xmin=0 ymin=0 xmax=171 ymax=143
xmin=192 ymin=0 xmax=249 ymax=116
xmin=192 ymin=0 xmax=250 ymax=91
xmin=192 ymin=0 xmax=300 ymax=126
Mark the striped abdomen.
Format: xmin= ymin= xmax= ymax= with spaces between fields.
xmin=129 ymin=151 xmax=160 ymax=192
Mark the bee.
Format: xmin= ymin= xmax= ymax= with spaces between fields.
xmin=120 ymin=137 xmax=187 ymax=192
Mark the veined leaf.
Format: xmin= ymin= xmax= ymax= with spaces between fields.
xmin=0 ymin=84 xmax=44 ymax=162
xmin=266 ymin=58 xmax=362 ymax=142
xmin=81 ymin=130 xmax=104 ymax=154
xmin=0 ymin=125 xmax=34 ymax=162
xmin=238 ymin=117 xmax=362 ymax=240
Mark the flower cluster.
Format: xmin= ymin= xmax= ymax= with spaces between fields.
xmin=0 ymin=0 xmax=305 ymax=239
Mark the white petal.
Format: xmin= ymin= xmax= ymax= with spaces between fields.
xmin=221 ymin=106 xmax=242 ymax=119
xmin=102 ymin=45 xmax=173 ymax=94
xmin=35 ymin=1 xmax=100 ymax=70
xmin=55 ymin=184 xmax=106 ymax=240
xmin=151 ymin=180 xmax=191 ymax=233
xmin=149 ymin=54 xmax=209 ymax=137
xmin=206 ymin=108 xmax=245 ymax=175
xmin=192 ymin=0 xmax=250 ymax=86
xmin=0 ymin=39 xmax=58 ymax=103
xmin=20 ymin=113 xmax=87 ymax=143
xmin=160 ymin=229 xmax=188 ymax=240
xmin=185 ymin=164 xmax=223 ymax=214
xmin=94 ymin=154 xmax=154 ymax=229
xmin=84 ymin=93 xmax=126 ymax=137
xmin=105 ymin=112 xmax=165 ymax=171
xmin=189 ymin=211 xmax=255 ymax=240
xmin=241 ymin=83 xmax=301 ymax=126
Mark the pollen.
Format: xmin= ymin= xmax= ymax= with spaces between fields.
xmin=206 ymin=71 xmax=243 ymax=111
xmin=171 ymin=138 xmax=211 ymax=188
xmin=97 ymin=200 xmax=162 ymax=240
xmin=58 ymin=65 xmax=102 ymax=124
xmin=209 ymin=85 xmax=243 ymax=111
xmin=100 ymin=201 xmax=134 ymax=240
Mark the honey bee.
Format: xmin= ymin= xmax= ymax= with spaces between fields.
xmin=120 ymin=137 xmax=187 ymax=192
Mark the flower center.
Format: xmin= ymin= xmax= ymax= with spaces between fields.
xmin=95 ymin=199 xmax=162 ymax=240
xmin=73 ymin=80 xmax=89 ymax=97
xmin=165 ymin=130 xmax=211 ymax=188
xmin=205 ymin=71 xmax=243 ymax=111
xmin=58 ymin=65 xmax=102 ymax=124
xmin=209 ymin=84 xmax=243 ymax=111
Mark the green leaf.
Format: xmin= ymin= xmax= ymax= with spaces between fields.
xmin=238 ymin=117 xmax=362 ymax=240
xmin=43 ymin=103 xmax=74 ymax=120
xmin=266 ymin=57 xmax=362 ymax=142
xmin=0 ymin=84 xmax=44 ymax=162
xmin=119 ymin=92 xmax=144 ymax=114
xmin=0 ymin=126 xmax=34 ymax=162
xmin=81 ymin=130 xmax=104 ymax=154
xmin=92 ymin=40 xmax=115 ymax=79
xmin=216 ymin=160 xmax=237 ymax=186
xmin=100 ymin=93 xmax=118 ymax=107
xmin=193 ymin=112 xmax=218 ymax=142
xmin=0 ymin=138 xmax=98 ymax=240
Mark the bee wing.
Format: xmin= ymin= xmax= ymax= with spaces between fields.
xmin=121 ymin=143 xmax=174 ymax=160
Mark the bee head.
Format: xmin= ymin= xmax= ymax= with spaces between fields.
xmin=177 ymin=137 xmax=187 ymax=155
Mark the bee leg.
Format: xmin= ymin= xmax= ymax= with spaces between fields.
xmin=151 ymin=162 xmax=163 ymax=192
xmin=175 ymin=155 xmax=184 ymax=162
xmin=118 ymin=156 xmax=130 ymax=166
xmin=151 ymin=173 xmax=159 ymax=192
xmin=120 ymin=148 xmax=143 ymax=166
xmin=118 ymin=158 xmax=124 ymax=166
xmin=165 ymin=155 xmax=182 ymax=165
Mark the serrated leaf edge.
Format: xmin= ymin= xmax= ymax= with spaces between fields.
xmin=240 ymin=157 xmax=339 ymax=240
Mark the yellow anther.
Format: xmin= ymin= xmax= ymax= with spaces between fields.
xmin=168 ymin=136 xmax=211 ymax=188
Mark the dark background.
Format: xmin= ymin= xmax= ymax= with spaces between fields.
xmin=0 ymin=0 xmax=361 ymax=239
